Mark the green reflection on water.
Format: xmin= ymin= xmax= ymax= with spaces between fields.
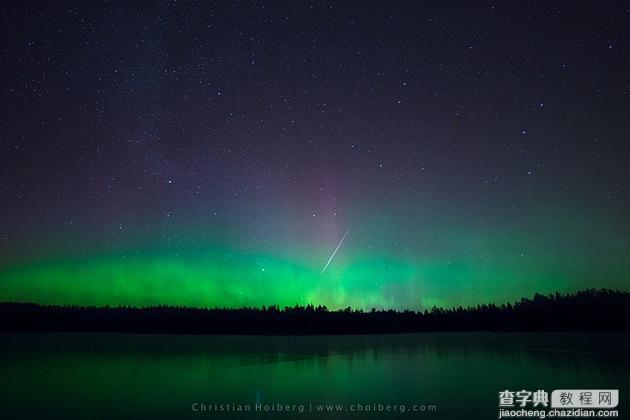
xmin=1 ymin=333 xmax=629 ymax=419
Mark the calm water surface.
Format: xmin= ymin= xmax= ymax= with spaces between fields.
xmin=1 ymin=333 xmax=629 ymax=419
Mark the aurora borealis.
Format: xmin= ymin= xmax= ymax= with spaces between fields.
xmin=1 ymin=2 xmax=630 ymax=310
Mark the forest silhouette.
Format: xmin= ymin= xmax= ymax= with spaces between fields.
xmin=1 ymin=288 xmax=628 ymax=334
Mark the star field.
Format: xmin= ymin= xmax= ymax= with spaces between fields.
xmin=1 ymin=1 xmax=629 ymax=309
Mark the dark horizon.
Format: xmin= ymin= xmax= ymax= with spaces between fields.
xmin=2 ymin=288 xmax=628 ymax=335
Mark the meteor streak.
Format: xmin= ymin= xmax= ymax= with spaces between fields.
xmin=320 ymin=226 xmax=351 ymax=275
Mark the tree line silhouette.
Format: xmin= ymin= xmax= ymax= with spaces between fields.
xmin=1 ymin=288 xmax=628 ymax=334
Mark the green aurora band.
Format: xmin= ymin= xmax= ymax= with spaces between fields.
xmin=2 ymin=198 xmax=629 ymax=310
xmin=1 ymin=226 xmax=628 ymax=310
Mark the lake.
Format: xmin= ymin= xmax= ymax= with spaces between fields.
xmin=1 ymin=333 xmax=628 ymax=419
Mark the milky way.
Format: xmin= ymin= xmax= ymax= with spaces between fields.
xmin=1 ymin=2 xmax=629 ymax=309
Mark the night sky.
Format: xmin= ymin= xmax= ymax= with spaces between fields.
xmin=1 ymin=1 xmax=629 ymax=310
